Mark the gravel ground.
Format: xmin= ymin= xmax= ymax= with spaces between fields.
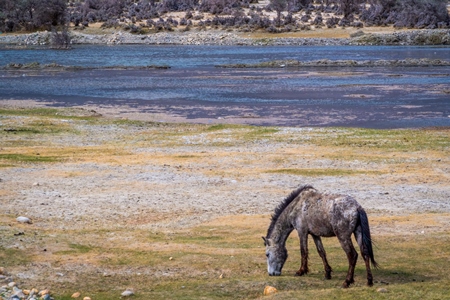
xmin=0 ymin=100 xmax=449 ymax=300
xmin=1 ymin=101 xmax=449 ymax=230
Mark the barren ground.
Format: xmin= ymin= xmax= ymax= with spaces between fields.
xmin=0 ymin=100 xmax=449 ymax=299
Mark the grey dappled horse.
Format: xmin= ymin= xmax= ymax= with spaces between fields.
xmin=263 ymin=185 xmax=378 ymax=288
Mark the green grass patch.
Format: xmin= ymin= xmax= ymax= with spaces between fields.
xmin=54 ymin=243 xmax=95 ymax=255
xmin=0 ymin=247 xmax=31 ymax=266
xmin=2 ymin=127 xmax=43 ymax=134
xmin=316 ymin=128 xmax=450 ymax=152
xmin=0 ymin=107 xmax=101 ymax=122
xmin=206 ymin=124 xmax=242 ymax=131
xmin=0 ymin=153 xmax=59 ymax=163
xmin=0 ymin=107 xmax=61 ymax=117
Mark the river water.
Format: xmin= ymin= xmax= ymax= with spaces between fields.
xmin=1 ymin=45 xmax=449 ymax=128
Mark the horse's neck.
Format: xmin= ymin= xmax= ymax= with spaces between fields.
xmin=271 ymin=211 xmax=295 ymax=245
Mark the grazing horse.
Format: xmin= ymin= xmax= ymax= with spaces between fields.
xmin=263 ymin=185 xmax=378 ymax=288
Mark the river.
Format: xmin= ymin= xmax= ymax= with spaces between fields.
xmin=1 ymin=45 xmax=449 ymax=128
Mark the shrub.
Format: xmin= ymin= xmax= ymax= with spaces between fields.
xmin=361 ymin=0 xmax=449 ymax=28
xmin=50 ymin=27 xmax=71 ymax=49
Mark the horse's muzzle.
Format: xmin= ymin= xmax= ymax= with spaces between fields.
xmin=269 ymin=271 xmax=281 ymax=276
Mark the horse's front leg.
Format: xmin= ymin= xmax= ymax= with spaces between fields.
xmin=312 ymin=235 xmax=332 ymax=279
xmin=295 ymin=232 xmax=309 ymax=276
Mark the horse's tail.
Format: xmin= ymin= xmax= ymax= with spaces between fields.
xmin=357 ymin=207 xmax=379 ymax=269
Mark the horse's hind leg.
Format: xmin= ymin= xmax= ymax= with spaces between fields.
xmin=312 ymin=235 xmax=332 ymax=279
xmin=338 ymin=237 xmax=358 ymax=288
xmin=354 ymin=227 xmax=374 ymax=286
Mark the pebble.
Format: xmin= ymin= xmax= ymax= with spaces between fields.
xmin=71 ymin=291 xmax=81 ymax=298
xmin=121 ymin=289 xmax=134 ymax=297
xmin=16 ymin=216 xmax=32 ymax=224
xmin=12 ymin=287 xmax=25 ymax=298
xmin=377 ymin=287 xmax=388 ymax=293
xmin=39 ymin=289 xmax=50 ymax=296
xmin=0 ymin=281 xmax=53 ymax=300
xmin=263 ymin=285 xmax=278 ymax=295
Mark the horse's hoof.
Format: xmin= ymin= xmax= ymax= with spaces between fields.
xmin=295 ymin=270 xmax=306 ymax=276
xmin=342 ymin=279 xmax=354 ymax=288
xmin=367 ymin=281 xmax=374 ymax=287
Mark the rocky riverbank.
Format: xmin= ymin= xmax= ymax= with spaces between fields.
xmin=0 ymin=28 xmax=449 ymax=46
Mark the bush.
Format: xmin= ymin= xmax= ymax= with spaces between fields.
xmin=101 ymin=19 xmax=119 ymax=28
xmin=0 ymin=0 xmax=67 ymax=32
xmin=326 ymin=16 xmax=340 ymax=28
xmin=361 ymin=0 xmax=449 ymax=28
xmin=50 ymin=27 xmax=71 ymax=49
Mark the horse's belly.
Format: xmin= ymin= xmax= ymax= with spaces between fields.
xmin=309 ymin=226 xmax=335 ymax=237
xmin=307 ymin=218 xmax=335 ymax=237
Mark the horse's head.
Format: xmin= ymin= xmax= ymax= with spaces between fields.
xmin=262 ymin=236 xmax=288 ymax=276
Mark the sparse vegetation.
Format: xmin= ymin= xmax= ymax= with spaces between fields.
xmin=0 ymin=107 xmax=449 ymax=299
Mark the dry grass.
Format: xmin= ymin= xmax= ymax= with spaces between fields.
xmin=238 ymin=26 xmax=407 ymax=39
xmin=0 ymin=107 xmax=449 ymax=299
xmin=1 ymin=214 xmax=449 ymax=299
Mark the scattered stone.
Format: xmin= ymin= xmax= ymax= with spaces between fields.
xmin=377 ymin=287 xmax=388 ymax=293
xmin=16 ymin=216 xmax=32 ymax=224
xmin=0 ymin=29 xmax=448 ymax=47
xmin=83 ymin=297 xmax=92 ymax=300
xmin=12 ymin=286 xmax=25 ymax=298
xmin=263 ymin=285 xmax=277 ymax=295
xmin=71 ymin=291 xmax=81 ymax=298
xmin=121 ymin=289 xmax=135 ymax=297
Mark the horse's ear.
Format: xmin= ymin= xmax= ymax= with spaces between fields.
xmin=262 ymin=236 xmax=267 ymax=246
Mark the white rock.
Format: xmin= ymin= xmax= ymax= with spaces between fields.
xmin=16 ymin=216 xmax=32 ymax=224
xmin=121 ymin=289 xmax=134 ymax=297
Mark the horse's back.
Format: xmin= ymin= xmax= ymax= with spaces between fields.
xmin=327 ymin=194 xmax=361 ymax=236
xmin=297 ymin=190 xmax=361 ymax=237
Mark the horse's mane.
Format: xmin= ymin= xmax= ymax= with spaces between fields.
xmin=266 ymin=185 xmax=315 ymax=238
